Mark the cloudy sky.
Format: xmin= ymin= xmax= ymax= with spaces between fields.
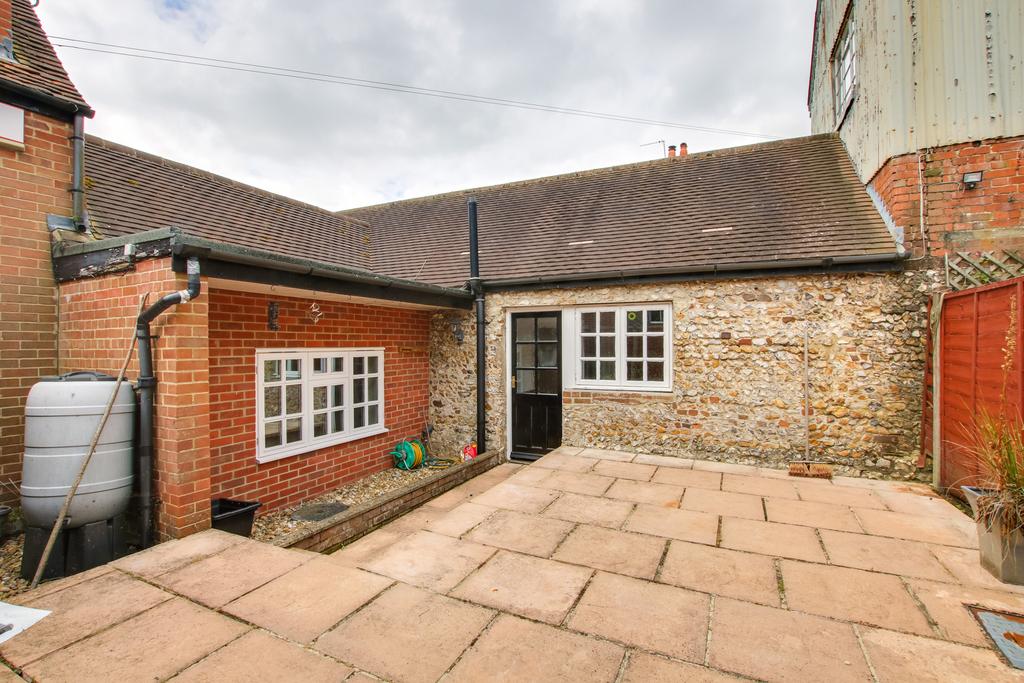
xmin=37 ymin=0 xmax=815 ymax=211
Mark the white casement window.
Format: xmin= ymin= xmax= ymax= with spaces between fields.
xmin=831 ymin=12 xmax=856 ymax=121
xmin=572 ymin=304 xmax=671 ymax=391
xmin=256 ymin=348 xmax=386 ymax=463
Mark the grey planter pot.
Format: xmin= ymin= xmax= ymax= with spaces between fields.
xmin=962 ymin=485 xmax=1024 ymax=585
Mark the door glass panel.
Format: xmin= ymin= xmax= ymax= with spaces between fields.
xmin=537 ymin=343 xmax=557 ymax=367
xmin=264 ymin=386 xmax=281 ymax=417
xmin=516 ymin=344 xmax=535 ymax=368
xmin=368 ymin=356 xmax=379 ymax=373
xmin=581 ymin=336 xmax=596 ymax=357
xmin=313 ymin=413 xmax=327 ymax=437
xmin=626 ymin=361 xmax=644 ymax=381
xmin=331 ymin=410 xmax=344 ymax=433
xmin=599 ymin=361 xmax=616 ymax=380
xmin=313 ymin=386 xmax=327 ymax=410
xmin=648 ymin=361 xmax=665 ymax=382
xmin=331 ymin=384 xmax=344 ymax=407
xmin=626 ymin=310 xmax=643 ymax=333
xmin=626 ymin=336 xmax=643 ymax=358
xmin=368 ymin=377 xmax=379 ymax=401
xmin=515 ymin=317 xmax=535 ymax=341
xmin=368 ymin=404 xmax=379 ymax=425
xmin=353 ymin=356 xmax=365 ymax=375
xmin=580 ymin=312 xmax=596 ymax=333
xmin=599 ymin=336 xmax=616 ymax=357
xmin=285 ymin=359 xmax=301 ymax=381
xmin=537 ymin=317 xmax=557 ymax=341
xmin=285 ymin=384 xmax=302 ymax=414
xmin=581 ymin=360 xmax=597 ymax=380
xmin=599 ymin=311 xmax=616 ymax=332
xmin=285 ymin=417 xmax=302 ymax=443
xmin=538 ymin=369 xmax=559 ymax=394
xmin=354 ymin=378 xmax=365 ymax=404
xmin=264 ymin=421 xmax=282 ymax=448
xmin=647 ymin=335 xmax=665 ymax=359
xmin=354 ymin=406 xmax=366 ymax=429
xmin=264 ymin=360 xmax=281 ymax=382
xmin=647 ymin=309 xmax=665 ymax=332
xmin=516 ymin=369 xmax=536 ymax=393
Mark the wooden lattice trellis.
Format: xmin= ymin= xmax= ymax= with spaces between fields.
xmin=945 ymin=250 xmax=1024 ymax=291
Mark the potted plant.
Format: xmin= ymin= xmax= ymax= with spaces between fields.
xmin=960 ymin=294 xmax=1024 ymax=584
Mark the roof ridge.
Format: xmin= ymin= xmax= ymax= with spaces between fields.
xmin=85 ymin=134 xmax=368 ymax=229
xmin=341 ymin=133 xmax=839 ymax=214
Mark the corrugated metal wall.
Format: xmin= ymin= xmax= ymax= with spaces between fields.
xmin=810 ymin=0 xmax=1024 ymax=183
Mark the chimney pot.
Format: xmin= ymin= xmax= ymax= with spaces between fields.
xmin=678 ymin=143 xmax=688 ymax=157
xmin=667 ymin=145 xmax=677 ymax=158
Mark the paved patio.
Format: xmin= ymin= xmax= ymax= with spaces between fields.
xmin=3 ymin=447 xmax=1023 ymax=682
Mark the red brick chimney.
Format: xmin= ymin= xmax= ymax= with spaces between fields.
xmin=667 ymin=145 xmax=677 ymax=158
xmin=0 ymin=0 xmax=11 ymax=43
xmin=678 ymin=142 xmax=688 ymax=157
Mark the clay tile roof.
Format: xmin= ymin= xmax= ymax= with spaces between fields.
xmin=346 ymin=133 xmax=900 ymax=288
xmin=83 ymin=135 xmax=374 ymax=271
xmin=0 ymin=0 xmax=91 ymax=114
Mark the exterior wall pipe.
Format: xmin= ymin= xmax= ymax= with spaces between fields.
xmin=70 ymin=114 xmax=87 ymax=231
xmin=468 ymin=197 xmax=486 ymax=453
xmin=135 ymin=256 xmax=201 ymax=547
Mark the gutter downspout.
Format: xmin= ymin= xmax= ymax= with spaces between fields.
xmin=468 ymin=198 xmax=486 ymax=453
xmin=70 ymin=114 xmax=87 ymax=232
xmin=135 ymin=256 xmax=201 ymax=547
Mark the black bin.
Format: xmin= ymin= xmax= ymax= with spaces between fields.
xmin=211 ymin=499 xmax=261 ymax=537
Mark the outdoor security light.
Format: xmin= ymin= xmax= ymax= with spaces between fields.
xmin=963 ymin=171 xmax=983 ymax=189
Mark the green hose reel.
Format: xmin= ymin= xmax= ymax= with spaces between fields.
xmin=391 ymin=439 xmax=425 ymax=470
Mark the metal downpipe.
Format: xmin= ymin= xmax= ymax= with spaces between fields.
xmin=468 ymin=198 xmax=486 ymax=453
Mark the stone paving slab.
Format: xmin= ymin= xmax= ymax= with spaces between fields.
xmin=8 ymin=448 xmax=1024 ymax=682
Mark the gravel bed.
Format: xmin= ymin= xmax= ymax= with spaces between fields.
xmin=0 ymin=535 xmax=29 ymax=600
xmin=251 ymin=466 xmax=442 ymax=544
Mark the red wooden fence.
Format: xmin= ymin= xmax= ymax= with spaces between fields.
xmin=923 ymin=276 xmax=1024 ymax=492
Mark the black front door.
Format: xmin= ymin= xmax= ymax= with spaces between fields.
xmin=510 ymin=312 xmax=562 ymax=460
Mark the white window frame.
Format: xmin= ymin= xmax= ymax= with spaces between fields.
xmin=255 ymin=348 xmax=386 ymax=464
xmin=567 ymin=304 xmax=672 ymax=392
xmin=831 ymin=10 xmax=856 ymax=124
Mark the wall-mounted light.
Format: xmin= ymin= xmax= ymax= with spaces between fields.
xmin=267 ymin=301 xmax=280 ymax=330
xmin=450 ymin=318 xmax=465 ymax=344
xmin=963 ymin=171 xmax=983 ymax=190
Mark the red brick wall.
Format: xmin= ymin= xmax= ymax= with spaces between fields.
xmin=0 ymin=109 xmax=73 ymax=503
xmin=208 ymin=288 xmax=431 ymax=513
xmin=58 ymin=257 xmax=212 ymax=540
xmin=870 ymin=136 xmax=1024 ymax=257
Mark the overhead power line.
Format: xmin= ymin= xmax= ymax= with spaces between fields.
xmin=51 ymin=36 xmax=778 ymax=139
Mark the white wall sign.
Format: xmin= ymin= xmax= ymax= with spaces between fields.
xmin=0 ymin=102 xmax=25 ymax=148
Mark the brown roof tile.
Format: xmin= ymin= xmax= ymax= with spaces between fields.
xmin=0 ymin=0 xmax=90 ymax=114
xmin=347 ymin=134 xmax=900 ymax=288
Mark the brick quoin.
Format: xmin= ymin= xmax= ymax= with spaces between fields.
xmin=0 ymin=111 xmax=74 ymax=504
xmin=869 ymin=136 xmax=1024 ymax=258
xmin=208 ymin=288 xmax=432 ymax=515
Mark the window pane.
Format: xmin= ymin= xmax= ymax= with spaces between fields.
xmin=263 ymin=360 xmax=280 ymax=382
xmin=331 ymin=357 xmax=344 ymax=373
xmin=353 ymin=356 xmax=365 ymax=375
xmin=515 ymin=317 xmax=535 ymax=341
xmin=368 ymin=404 xmax=379 ymax=425
xmin=332 ymin=410 xmax=344 ymax=433
xmin=285 ymin=384 xmax=302 ymax=414
xmin=354 ymin=406 xmax=365 ymax=429
xmin=599 ymin=336 xmax=615 ymax=358
xmin=626 ymin=336 xmax=643 ymax=358
xmin=599 ymin=311 xmax=615 ymax=333
xmin=264 ymin=421 xmax=282 ymax=448
xmin=285 ymin=417 xmax=302 ymax=443
xmin=313 ymin=413 xmax=327 ymax=437
xmin=581 ymin=360 xmax=597 ymax=380
xmin=368 ymin=356 xmax=379 ymax=374
xmin=538 ymin=369 xmax=559 ymax=394
xmin=648 ymin=361 xmax=665 ymax=382
xmin=517 ymin=343 xmax=535 ymax=368
xmin=516 ymin=369 xmax=536 ymax=393
xmin=285 ymin=359 xmax=301 ymax=381
xmin=332 ymin=384 xmax=344 ymax=407
xmin=626 ymin=310 xmax=643 ymax=333
xmin=626 ymin=361 xmax=644 ymax=381
xmin=581 ymin=336 xmax=596 ymax=358
xmin=537 ymin=343 xmax=557 ymax=368
xmin=354 ymin=378 xmax=365 ymax=404
xmin=368 ymin=377 xmax=379 ymax=401
xmin=647 ymin=309 xmax=665 ymax=332
xmin=580 ymin=312 xmax=596 ymax=334
xmin=313 ymin=357 xmax=327 ymax=374
xmin=647 ymin=335 xmax=664 ymax=359
xmin=264 ymin=386 xmax=281 ymax=417
xmin=599 ymin=361 xmax=616 ymax=380
xmin=313 ymin=386 xmax=327 ymax=410
xmin=537 ymin=317 xmax=557 ymax=341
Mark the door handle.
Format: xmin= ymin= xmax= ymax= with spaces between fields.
xmin=511 ymin=375 xmax=517 ymax=389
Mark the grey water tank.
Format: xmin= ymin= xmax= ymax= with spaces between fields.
xmin=21 ymin=371 xmax=135 ymax=529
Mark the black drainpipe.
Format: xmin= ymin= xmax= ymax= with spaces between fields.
xmin=468 ymin=198 xmax=486 ymax=453
xmin=136 ymin=256 xmax=201 ymax=547
xmin=70 ymin=114 xmax=88 ymax=231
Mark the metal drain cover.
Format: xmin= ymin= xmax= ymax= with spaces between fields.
xmin=291 ymin=501 xmax=349 ymax=522
xmin=971 ymin=606 xmax=1024 ymax=669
